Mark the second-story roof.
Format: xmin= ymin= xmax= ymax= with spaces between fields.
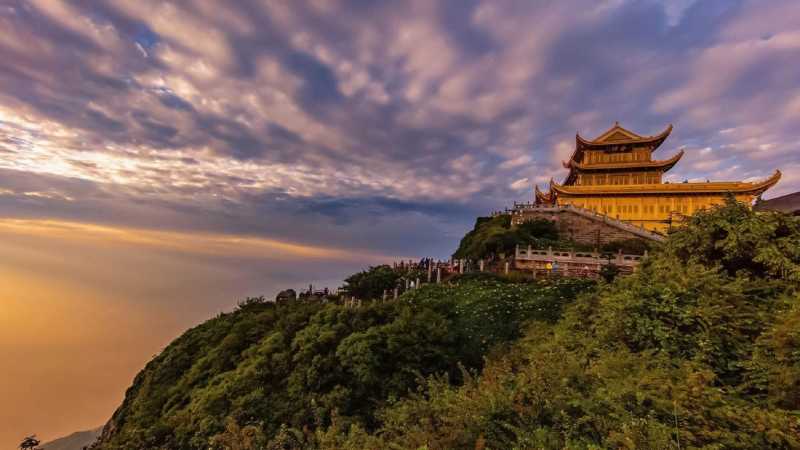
xmin=563 ymin=149 xmax=684 ymax=172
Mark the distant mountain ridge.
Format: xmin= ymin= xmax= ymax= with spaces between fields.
xmin=41 ymin=428 xmax=102 ymax=450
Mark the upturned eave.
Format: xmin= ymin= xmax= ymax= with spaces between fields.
xmin=551 ymin=170 xmax=781 ymax=196
xmin=567 ymin=124 xmax=673 ymax=165
xmin=564 ymin=149 xmax=684 ymax=172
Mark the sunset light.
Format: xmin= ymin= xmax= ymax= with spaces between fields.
xmin=1 ymin=1 xmax=799 ymax=449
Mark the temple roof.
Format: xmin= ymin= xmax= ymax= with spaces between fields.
xmin=577 ymin=122 xmax=673 ymax=148
xmin=550 ymin=170 xmax=781 ymax=197
xmin=567 ymin=123 xmax=673 ymax=165
xmin=563 ymin=150 xmax=684 ymax=172
xmin=534 ymin=184 xmax=555 ymax=205
xmin=560 ymin=123 xmax=675 ymax=185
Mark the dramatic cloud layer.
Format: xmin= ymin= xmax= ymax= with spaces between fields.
xmin=1 ymin=0 xmax=798 ymax=258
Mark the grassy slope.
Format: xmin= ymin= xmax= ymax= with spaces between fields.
xmin=94 ymin=277 xmax=592 ymax=450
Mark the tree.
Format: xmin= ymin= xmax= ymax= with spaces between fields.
xmin=664 ymin=197 xmax=800 ymax=281
xmin=342 ymin=265 xmax=400 ymax=299
xmin=19 ymin=435 xmax=40 ymax=450
xmin=598 ymin=262 xmax=620 ymax=282
xmin=329 ymin=201 xmax=800 ymax=449
xmin=600 ymin=237 xmax=652 ymax=255
xmin=209 ymin=418 xmax=267 ymax=450
xmin=453 ymin=215 xmax=563 ymax=260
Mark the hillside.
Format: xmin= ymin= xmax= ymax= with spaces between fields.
xmin=41 ymin=428 xmax=102 ymax=450
xmin=93 ymin=275 xmax=591 ymax=449
xmin=93 ymin=200 xmax=800 ymax=449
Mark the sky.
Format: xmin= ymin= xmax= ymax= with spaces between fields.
xmin=0 ymin=0 xmax=799 ymax=446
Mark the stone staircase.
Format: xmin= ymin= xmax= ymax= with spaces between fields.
xmin=506 ymin=203 xmax=666 ymax=242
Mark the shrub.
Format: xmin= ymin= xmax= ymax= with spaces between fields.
xmin=453 ymin=216 xmax=564 ymax=260
xmin=332 ymin=201 xmax=800 ymax=449
xmin=342 ymin=265 xmax=400 ymax=299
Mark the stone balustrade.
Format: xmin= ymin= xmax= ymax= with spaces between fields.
xmin=515 ymin=244 xmax=646 ymax=267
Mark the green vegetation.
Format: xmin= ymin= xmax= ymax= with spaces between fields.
xmin=326 ymin=200 xmax=800 ymax=449
xmin=452 ymin=215 xmax=653 ymax=261
xmin=94 ymin=200 xmax=800 ymax=449
xmin=453 ymin=215 xmax=562 ymax=259
xmin=341 ymin=265 xmax=400 ymax=299
xmin=598 ymin=261 xmax=621 ymax=282
xmin=94 ymin=277 xmax=591 ymax=450
xmin=600 ymin=237 xmax=653 ymax=255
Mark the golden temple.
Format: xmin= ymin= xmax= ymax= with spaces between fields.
xmin=534 ymin=123 xmax=781 ymax=232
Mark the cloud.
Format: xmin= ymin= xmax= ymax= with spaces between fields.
xmin=2 ymin=4 xmax=800 ymax=447
xmin=0 ymin=0 xmax=796 ymax=260
xmin=510 ymin=178 xmax=529 ymax=191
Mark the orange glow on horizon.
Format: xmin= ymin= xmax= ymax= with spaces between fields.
xmin=0 ymin=218 xmax=394 ymax=446
xmin=0 ymin=218 xmax=388 ymax=262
